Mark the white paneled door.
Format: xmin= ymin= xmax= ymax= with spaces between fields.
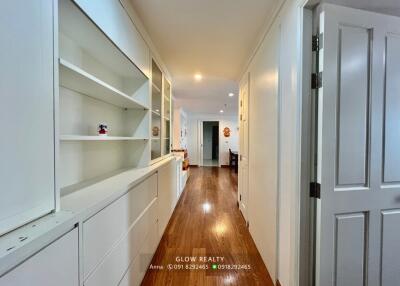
xmin=315 ymin=4 xmax=400 ymax=286
xmin=239 ymin=74 xmax=250 ymax=222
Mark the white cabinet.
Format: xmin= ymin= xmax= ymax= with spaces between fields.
xmin=83 ymin=174 xmax=157 ymax=279
xmin=157 ymin=159 xmax=178 ymax=236
xmin=58 ymin=0 xmax=151 ymax=191
xmin=0 ymin=228 xmax=79 ymax=286
xmin=85 ymin=202 xmax=157 ymax=286
xmin=0 ymin=0 xmax=56 ymax=235
xmin=118 ymin=221 xmax=159 ymax=286
xmin=151 ymin=60 xmax=172 ymax=160
xmin=73 ymin=0 xmax=150 ymax=77
xmin=82 ymin=174 xmax=158 ymax=285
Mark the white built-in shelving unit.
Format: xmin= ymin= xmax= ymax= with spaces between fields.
xmin=58 ymin=0 xmax=151 ymax=192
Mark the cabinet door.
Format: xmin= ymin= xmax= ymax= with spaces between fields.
xmin=157 ymin=160 xmax=177 ymax=236
xmin=162 ymin=79 xmax=171 ymax=155
xmin=0 ymin=0 xmax=55 ymax=235
xmin=0 ymin=228 xmax=79 ymax=286
xmin=151 ymin=60 xmax=162 ymax=160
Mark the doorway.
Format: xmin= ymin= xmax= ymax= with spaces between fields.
xmin=202 ymin=121 xmax=219 ymax=166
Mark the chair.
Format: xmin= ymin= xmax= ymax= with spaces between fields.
xmin=229 ymin=149 xmax=238 ymax=172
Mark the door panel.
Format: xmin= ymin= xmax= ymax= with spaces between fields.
xmin=336 ymin=25 xmax=370 ymax=187
xmin=383 ymin=34 xmax=400 ymax=183
xmin=381 ymin=210 xmax=400 ymax=285
xmin=315 ymin=4 xmax=400 ymax=286
xmin=334 ymin=213 xmax=366 ymax=286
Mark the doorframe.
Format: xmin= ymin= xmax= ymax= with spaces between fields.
xmin=296 ymin=1 xmax=316 ymax=286
xmin=238 ymin=72 xmax=250 ymax=221
xmin=198 ymin=120 xmax=203 ymax=166
xmin=198 ymin=120 xmax=220 ymax=167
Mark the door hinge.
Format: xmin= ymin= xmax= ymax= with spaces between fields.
xmin=311 ymin=72 xmax=322 ymax=89
xmin=240 ymin=194 xmax=242 ymax=201
xmin=240 ymin=100 xmax=243 ymax=107
xmin=240 ymin=114 xmax=243 ymax=121
xmin=312 ymin=33 xmax=323 ymax=52
xmin=239 ymin=154 xmax=242 ymax=161
xmin=310 ymin=182 xmax=321 ymax=199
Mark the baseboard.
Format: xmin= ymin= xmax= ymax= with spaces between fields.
xmin=221 ymin=165 xmax=230 ymax=168
xmin=189 ymin=165 xmax=199 ymax=168
xmin=276 ymin=279 xmax=282 ymax=286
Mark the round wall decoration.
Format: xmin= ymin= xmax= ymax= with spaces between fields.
xmin=223 ymin=127 xmax=231 ymax=137
xmin=152 ymin=126 xmax=160 ymax=137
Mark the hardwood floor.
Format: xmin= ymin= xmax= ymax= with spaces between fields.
xmin=141 ymin=167 xmax=274 ymax=286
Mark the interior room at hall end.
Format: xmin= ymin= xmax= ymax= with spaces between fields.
xmin=1 ymin=0 xmax=400 ymax=286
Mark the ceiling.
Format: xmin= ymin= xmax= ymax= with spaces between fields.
xmin=130 ymin=0 xmax=280 ymax=115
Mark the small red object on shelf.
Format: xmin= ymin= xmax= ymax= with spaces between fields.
xmin=98 ymin=123 xmax=108 ymax=136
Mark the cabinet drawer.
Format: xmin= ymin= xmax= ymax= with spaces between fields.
xmin=118 ymin=220 xmax=159 ymax=286
xmin=85 ymin=199 xmax=158 ymax=286
xmin=83 ymin=173 xmax=157 ymax=279
xmin=0 ymin=228 xmax=79 ymax=286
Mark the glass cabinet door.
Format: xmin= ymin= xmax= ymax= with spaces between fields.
xmin=151 ymin=60 xmax=162 ymax=160
xmin=162 ymin=78 xmax=171 ymax=155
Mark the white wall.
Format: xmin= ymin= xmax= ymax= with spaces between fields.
xmin=242 ymin=21 xmax=280 ymax=283
xmin=187 ymin=114 xmax=238 ymax=166
xmin=240 ymin=0 xmax=303 ymax=285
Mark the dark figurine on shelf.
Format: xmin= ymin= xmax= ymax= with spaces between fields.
xmin=98 ymin=123 xmax=108 ymax=136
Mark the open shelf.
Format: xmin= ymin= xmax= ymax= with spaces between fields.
xmin=152 ymin=82 xmax=161 ymax=94
xmin=59 ymin=140 xmax=149 ymax=190
xmin=58 ymin=0 xmax=151 ymax=191
xmin=152 ymin=110 xmax=161 ymax=117
xmin=59 ymin=0 xmax=149 ymax=107
xmin=60 ymin=135 xmax=148 ymax=141
xmin=59 ymin=59 xmax=148 ymax=109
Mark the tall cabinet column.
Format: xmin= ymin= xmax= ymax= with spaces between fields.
xmin=0 ymin=0 xmax=56 ymax=235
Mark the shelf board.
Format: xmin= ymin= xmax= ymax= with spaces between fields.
xmin=59 ymin=0 xmax=147 ymax=81
xmin=151 ymin=110 xmax=161 ymax=117
xmin=152 ymin=82 xmax=161 ymax=93
xmin=60 ymin=135 xmax=149 ymax=141
xmin=151 ymin=138 xmax=161 ymax=140
xmin=59 ymin=59 xmax=149 ymax=110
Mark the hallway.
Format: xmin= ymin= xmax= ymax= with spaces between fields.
xmin=142 ymin=167 xmax=274 ymax=285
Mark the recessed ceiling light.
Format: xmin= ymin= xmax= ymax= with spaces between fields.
xmin=194 ymin=73 xmax=202 ymax=81
xmin=228 ymin=93 xmax=234 ymax=97
xmin=220 ymin=109 xmax=224 ymax=113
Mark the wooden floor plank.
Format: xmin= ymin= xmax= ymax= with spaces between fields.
xmin=141 ymin=167 xmax=274 ymax=286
